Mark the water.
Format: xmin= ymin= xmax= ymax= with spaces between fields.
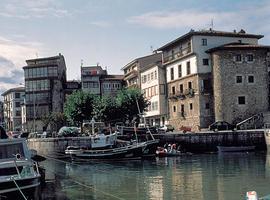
xmin=40 ymin=152 xmax=270 ymax=200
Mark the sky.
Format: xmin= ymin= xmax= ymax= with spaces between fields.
xmin=0 ymin=0 xmax=270 ymax=95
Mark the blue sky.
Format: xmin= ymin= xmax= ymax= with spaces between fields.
xmin=0 ymin=0 xmax=270 ymax=94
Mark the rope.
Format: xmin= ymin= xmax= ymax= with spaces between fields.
xmin=11 ymin=177 xmax=27 ymax=200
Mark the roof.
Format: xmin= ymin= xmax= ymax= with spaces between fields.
xmin=206 ymin=42 xmax=270 ymax=53
xmin=81 ymin=65 xmax=103 ymax=71
xmin=122 ymin=53 xmax=162 ymax=70
xmin=26 ymin=53 xmax=63 ymax=62
xmin=157 ymin=29 xmax=264 ymax=51
xmin=101 ymin=74 xmax=124 ymax=80
xmin=1 ymin=87 xmax=25 ymax=96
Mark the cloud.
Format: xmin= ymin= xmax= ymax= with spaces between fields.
xmin=90 ymin=21 xmax=112 ymax=28
xmin=127 ymin=1 xmax=270 ymax=33
xmin=0 ymin=35 xmax=43 ymax=95
xmin=0 ymin=0 xmax=70 ymax=19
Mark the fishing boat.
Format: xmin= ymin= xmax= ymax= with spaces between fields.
xmin=0 ymin=138 xmax=41 ymax=199
xmin=217 ymin=145 xmax=255 ymax=152
xmin=65 ymin=142 xmax=147 ymax=160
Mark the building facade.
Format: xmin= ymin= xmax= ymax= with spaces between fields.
xmin=157 ymin=29 xmax=264 ymax=131
xmin=141 ymin=62 xmax=168 ymax=126
xmin=1 ymin=87 xmax=25 ymax=131
xmin=81 ymin=65 xmax=124 ymax=96
xmin=207 ymin=43 xmax=270 ymax=124
xmin=23 ymin=54 xmax=67 ymax=132
xmin=122 ymin=53 xmax=162 ymax=88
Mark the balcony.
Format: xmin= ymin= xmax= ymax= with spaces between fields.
xmin=168 ymin=93 xmax=177 ymax=100
xmin=163 ymin=46 xmax=192 ymax=64
xmin=184 ymin=89 xmax=195 ymax=97
xmin=176 ymin=91 xmax=185 ymax=100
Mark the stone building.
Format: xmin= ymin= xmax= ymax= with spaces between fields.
xmin=81 ymin=65 xmax=124 ymax=96
xmin=1 ymin=87 xmax=25 ymax=131
xmin=207 ymin=43 xmax=270 ymax=124
xmin=141 ymin=61 xmax=168 ymax=126
xmin=157 ymin=29 xmax=264 ymax=131
xmin=122 ymin=53 xmax=162 ymax=88
xmin=23 ymin=54 xmax=67 ymax=132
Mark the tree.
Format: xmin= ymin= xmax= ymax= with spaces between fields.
xmin=115 ymin=88 xmax=149 ymax=123
xmin=41 ymin=112 xmax=67 ymax=132
xmin=64 ymin=90 xmax=96 ymax=127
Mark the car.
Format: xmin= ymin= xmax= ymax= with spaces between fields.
xmin=159 ymin=124 xmax=174 ymax=132
xmin=209 ymin=121 xmax=235 ymax=131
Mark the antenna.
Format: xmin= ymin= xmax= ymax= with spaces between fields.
xmin=80 ymin=59 xmax=83 ymax=67
xmin=35 ymin=52 xmax=39 ymax=58
xmin=210 ymin=19 xmax=214 ymax=30
xmin=150 ymin=45 xmax=153 ymax=53
xmin=97 ymin=62 xmax=99 ymax=66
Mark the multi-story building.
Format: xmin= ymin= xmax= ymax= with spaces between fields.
xmin=1 ymin=87 xmax=25 ymax=131
xmin=0 ymin=101 xmax=4 ymax=125
xmin=207 ymin=42 xmax=270 ymax=124
xmin=157 ymin=29 xmax=264 ymax=131
xmin=141 ymin=61 xmax=168 ymax=126
xmin=81 ymin=65 xmax=124 ymax=96
xmin=23 ymin=54 xmax=67 ymax=132
xmin=122 ymin=53 xmax=162 ymax=88
xmin=64 ymin=80 xmax=81 ymax=98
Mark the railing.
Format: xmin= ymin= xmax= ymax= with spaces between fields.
xmin=163 ymin=46 xmax=192 ymax=64
xmin=184 ymin=89 xmax=195 ymax=97
xmin=236 ymin=113 xmax=264 ymax=130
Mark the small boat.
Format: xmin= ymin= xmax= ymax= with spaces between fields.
xmin=0 ymin=138 xmax=41 ymax=199
xmin=217 ymin=145 xmax=255 ymax=152
xmin=65 ymin=142 xmax=147 ymax=160
xmin=155 ymin=144 xmax=192 ymax=157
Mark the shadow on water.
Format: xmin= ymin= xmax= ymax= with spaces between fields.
xmin=40 ymin=152 xmax=270 ymax=200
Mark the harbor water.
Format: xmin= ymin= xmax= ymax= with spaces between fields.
xmin=40 ymin=152 xmax=270 ymax=200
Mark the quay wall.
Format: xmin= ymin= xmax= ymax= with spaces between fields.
xmin=153 ymin=129 xmax=266 ymax=152
xmin=27 ymin=129 xmax=267 ymax=157
xmin=27 ymin=137 xmax=92 ymax=158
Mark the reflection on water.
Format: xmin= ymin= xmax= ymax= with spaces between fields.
xmin=40 ymin=153 xmax=270 ymax=200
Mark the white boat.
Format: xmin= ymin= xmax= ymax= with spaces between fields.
xmin=264 ymin=126 xmax=270 ymax=150
xmin=217 ymin=145 xmax=255 ymax=152
xmin=0 ymin=138 xmax=41 ymax=199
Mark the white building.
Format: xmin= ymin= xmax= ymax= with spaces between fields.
xmin=141 ymin=62 xmax=168 ymax=126
xmin=157 ymin=29 xmax=263 ymax=131
xmin=1 ymin=87 xmax=25 ymax=131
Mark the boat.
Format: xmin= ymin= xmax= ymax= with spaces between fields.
xmin=155 ymin=144 xmax=192 ymax=157
xmin=0 ymin=138 xmax=41 ymax=199
xmin=217 ymin=145 xmax=255 ymax=152
xmin=65 ymin=142 xmax=147 ymax=160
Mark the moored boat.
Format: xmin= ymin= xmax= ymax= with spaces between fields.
xmin=217 ymin=145 xmax=255 ymax=152
xmin=264 ymin=126 xmax=270 ymax=150
xmin=0 ymin=138 xmax=41 ymax=199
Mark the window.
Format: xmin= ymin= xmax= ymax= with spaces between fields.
xmin=179 ymin=84 xmax=183 ymax=93
xmin=235 ymin=54 xmax=242 ymax=62
xmin=247 ymin=54 xmax=254 ymax=62
xmin=15 ymin=93 xmax=20 ymax=99
xmin=238 ymin=96 xmax=246 ymax=105
xmin=151 ymin=72 xmax=154 ymax=80
xmin=178 ymin=65 xmax=182 ymax=78
xmin=189 ymin=103 xmax=193 ymax=110
xmin=170 ymin=68 xmax=174 ymax=80
xmin=173 ymin=106 xmax=176 ymax=112
xmin=202 ymin=38 xmax=207 ymax=46
xmin=154 ymin=71 xmax=157 ymax=79
xmin=15 ymin=102 xmax=20 ymax=107
xmin=172 ymin=86 xmax=176 ymax=95
xmin=203 ymin=59 xmax=209 ymax=65
xmin=188 ymin=82 xmax=192 ymax=89
xmin=160 ymin=85 xmax=165 ymax=95
xmin=205 ymin=103 xmax=210 ymax=109
xmin=248 ymin=75 xmax=254 ymax=83
xmin=236 ymin=76 xmax=243 ymax=83
xmin=171 ymin=49 xmax=175 ymax=59
xmin=16 ymin=111 xmax=21 ymax=116
xmin=186 ymin=61 xmax=191 ymax=75
xmin=180 ymin=104 xmax=185 ymax=113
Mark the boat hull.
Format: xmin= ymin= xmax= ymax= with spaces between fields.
xmin=217 ymin=146 xmax=255 ymax=152
xmin=142 ymin=139 xmax=160 ymax=157
xmin=66 ymin=143 xmax=146 ymax=160
xmin=264 ymin=129 xmax=270 ymax=150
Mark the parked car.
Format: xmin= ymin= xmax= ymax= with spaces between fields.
xmin=159 ymin=124 xmax=174 ymax=132
xmin=209 ymin=121 xmax=235 ymax=131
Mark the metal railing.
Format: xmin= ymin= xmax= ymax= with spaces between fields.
xmin=163 ymin=46 xmax=192 ymax=63
xmin=236 ymin=113 xmax=264 ymax=130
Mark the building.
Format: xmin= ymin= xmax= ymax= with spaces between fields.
xmin=23 ymin=54 xmax=67 ymax=132
xmin=81 ymin=65 xmax=124 ymax=96
xmin=141 ymin=61 xmax=168 ymax=126
xmin=122 ymin=53 xmax=162 ymax=88
xmin=0 ymin=101 xmax=4 ymax=125
xmin=1 ymin=87 xmax=25 ymax=131
xmin=64 ymin=80 xmax=81 ymax=98
xmin=207 ymin=42 xmax=270 ymax=124
xmin=157 ymin=29 xmax=264 ymax=131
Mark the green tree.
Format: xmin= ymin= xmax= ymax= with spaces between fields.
xmin=64 ymin=90 xmax=96 ymax=127
xmin=115 ymin=88 xmax=149 ymax=122
xmin=42 ymin=112 xmax=66 ymax=132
